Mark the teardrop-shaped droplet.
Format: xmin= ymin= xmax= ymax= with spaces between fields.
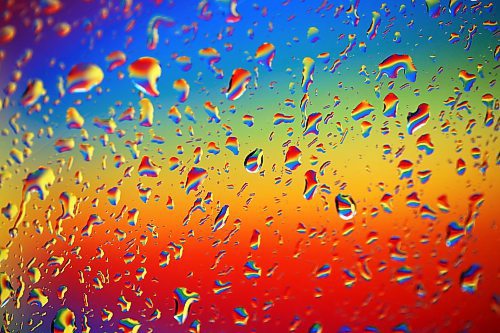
xmin=244 ymin=148 xmax=263 ymax=173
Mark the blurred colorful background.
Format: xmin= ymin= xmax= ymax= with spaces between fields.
xmin=0 ymin=0 xmax=498 ymax=332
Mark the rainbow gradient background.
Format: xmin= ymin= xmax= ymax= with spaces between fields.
xmin=0 ymin=0 xmax=498 ymax=332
